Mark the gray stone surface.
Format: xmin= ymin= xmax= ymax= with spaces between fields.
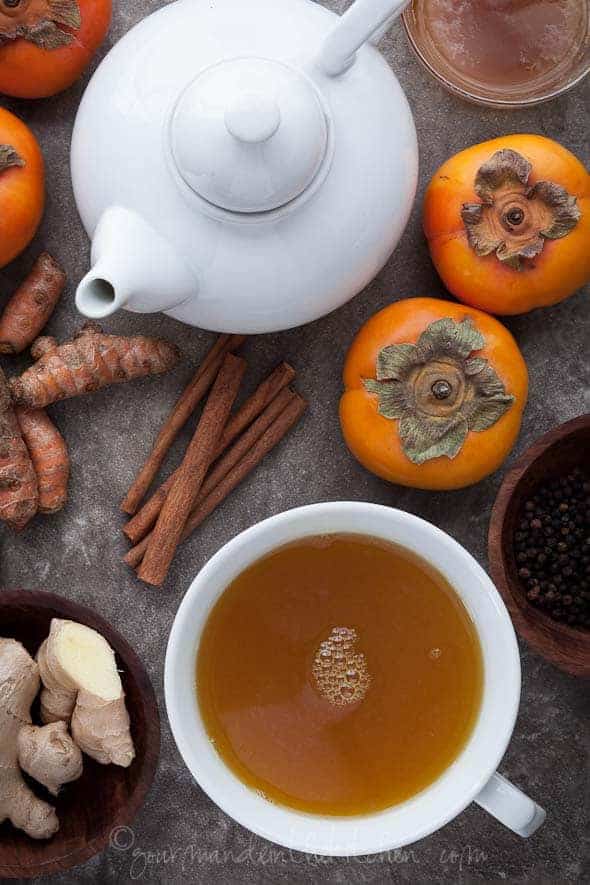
xmin=1 ymin=1 xmax=588 ymax=882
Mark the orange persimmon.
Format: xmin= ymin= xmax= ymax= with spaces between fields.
xmin=340 ymin=297 xmax=528 ymax=491
xmin=0 ymin=0 xmax=111 ymax=99
xmin=0 ymin=108 xmax=44 ymax=268
xmin=424 ymin=135 xmax=590 ymax=315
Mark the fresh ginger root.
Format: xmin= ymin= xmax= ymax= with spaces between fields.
xmin=0 ymin=367 xmax=38 ymax=531
xmin=0 ymin=253 xmax=66 ymax=355
xmin=38 ymin=619 xmax=135 ymax=767
xmin=36 ymin=635 xmax=77 ymax=723
xmin=16 ymin=407 xmax=70 ymax=514
xmin=0 ymin=639 xmax=59 ymax=840
xmin=10 ymin=322 xmax=180 ymax=409
xmin=18 ymin=722 xmax=83 ymax=797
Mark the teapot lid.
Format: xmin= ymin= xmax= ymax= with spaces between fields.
xmin=170 ymin=57 xmax=329 ymax=214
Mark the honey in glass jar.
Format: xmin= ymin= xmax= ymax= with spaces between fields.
xmin=404 ymin=0 xmax=590 ymax=106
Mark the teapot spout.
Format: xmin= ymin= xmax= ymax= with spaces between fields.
xmin=75 ymin=206 xmax=197 ymax=319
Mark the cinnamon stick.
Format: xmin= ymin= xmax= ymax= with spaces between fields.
xmin=213 ymin=361 xmax=295 ymax=459
xmin=121 ymin=333 xmax=245 ymax=514
xmin=137 ymin=353 xmax=246 ymax=587
xmin=123 ymin=364 xmax=295 ymax=544
xmin=126 ymin=393 xmax=306 ymax=571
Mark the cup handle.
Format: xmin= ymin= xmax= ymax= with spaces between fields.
xmin=475 ymin=772 xmax=546 ymax=837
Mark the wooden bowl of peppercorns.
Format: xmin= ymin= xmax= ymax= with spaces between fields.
xmin=489 ymin=414 xmax=590 ymax=678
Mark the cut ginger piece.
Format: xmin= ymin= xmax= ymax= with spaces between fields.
xmin=37 ymin=619 xmax=135 ymax=768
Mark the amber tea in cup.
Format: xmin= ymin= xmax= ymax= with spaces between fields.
xmin=403 ymin=0 xmax=590 ymax=107
xmin=197 ymin=534 xmax=483 ymax=816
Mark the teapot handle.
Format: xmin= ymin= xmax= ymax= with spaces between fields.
xmin=318 ymin=0 xmax=411 ymax=76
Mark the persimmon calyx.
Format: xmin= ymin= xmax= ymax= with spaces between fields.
xmin=363 ymin=316 xmax=514 ymax=465
xmin=0 ymin=0 xmax=81 ymax=50
xmin=461 ymin=149 xmax=581 ymax=270
xmin=0 ymin=144 xmax=24 ymax=172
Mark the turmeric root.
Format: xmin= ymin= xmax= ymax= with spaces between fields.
xmin=0 ymin=368 xmax=38 ymax=531
xmin=0 ymin=253 xmax=66 ymax=355
xmin=16 ymin=407 xmax=70 ymax=514
xmin=10 ymin=322 xmax=181 ymax=409
xmin=17 ymin=722 xmax=83 ymax=797
xmin=38 ymin=619 xmax=135 ymax=768
xmin=0 ymin=639 xmax=59 ymax=840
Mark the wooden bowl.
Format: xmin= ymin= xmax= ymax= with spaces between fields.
xmin=489 ymin=415 xmax=590 ymax=678
xmin=0 ymin=590 xmax=160 ymax=878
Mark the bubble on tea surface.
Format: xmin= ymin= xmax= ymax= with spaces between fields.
xmin=312 ymin=627 xmax=371 ymax=706
xmin=429 ymin=647 xmax=442 ymax=660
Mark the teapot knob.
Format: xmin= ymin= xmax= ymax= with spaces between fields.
xmin=225 ymin=94 xmax=281 ymax=145
xmin=170 ymin=58 xmax=328 ymax=214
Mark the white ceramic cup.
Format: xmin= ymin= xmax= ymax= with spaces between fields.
xmin=165 ymin=503 xmax=546 ymax=856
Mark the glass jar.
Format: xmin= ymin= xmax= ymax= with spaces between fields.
xmin=402 ymin=0 xmax=590 ymax=108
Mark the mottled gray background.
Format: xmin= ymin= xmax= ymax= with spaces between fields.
xmin=1 ymin=0 xmax=588 ymax=882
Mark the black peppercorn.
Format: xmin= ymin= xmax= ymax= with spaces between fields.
xmin=513 ymin=466 xmax=590 ymax=630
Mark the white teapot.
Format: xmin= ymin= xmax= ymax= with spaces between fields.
xmin=72 ymin=0 xmax=418 ymax=333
